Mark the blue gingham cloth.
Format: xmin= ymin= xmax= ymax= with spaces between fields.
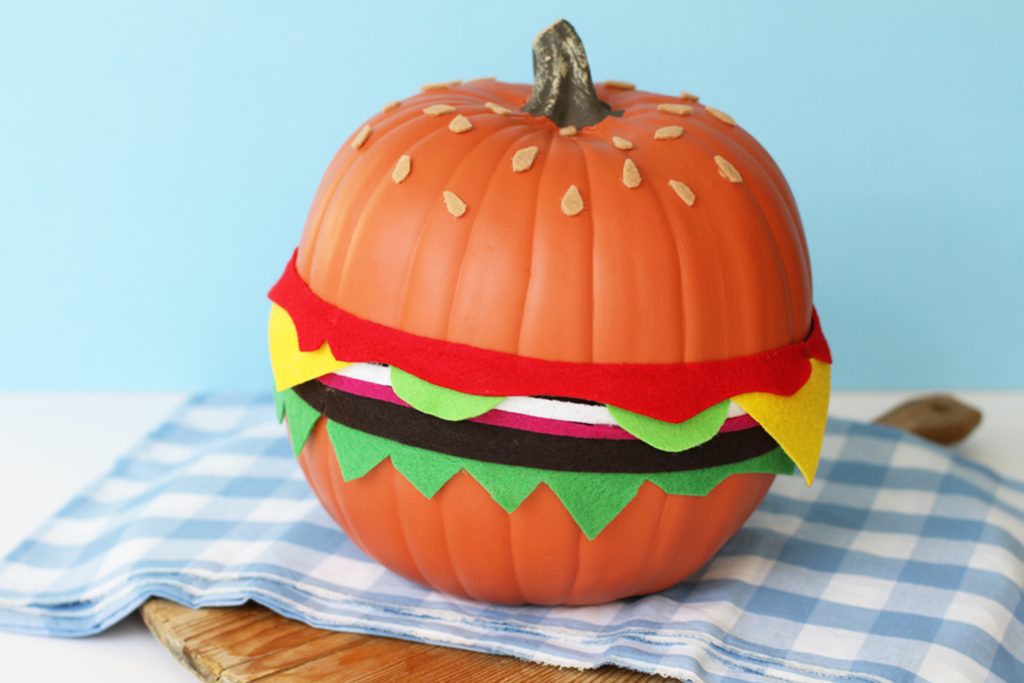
xmin=0 ymin=395 xmax=1021 ymax=682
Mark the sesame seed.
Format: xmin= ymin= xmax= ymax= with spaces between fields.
xmin=668 ymin=179 xmax=695 ymax=206
xmin=448 ymin=115 xmax=473 ymax=133
xmin=484 ymin=102 xmax=513 ymax=115
xmin=421 ymin=80 xmax=462 ymax=91
xmin=512 ymin=146 xmax=539 ymax=172
xmin=382 ymin=100 xmax=401 ymax=112
xmin=679 ymin=91 xmax=699 ymax=102
xmin=443 ymin=190 xmax=467 ymax=217
xmin=561 ymin=185 xmax=584 ymax=216
xmin=706 ymin=107 xmax=736 ymax=125
xmin=391 ymin=155 xmax=411 ymax=184
xmin=622 ymin=159 xmax=641 ymax=189
xmin=658 ymin=103 xmax=694 ymax=116
xmin=654 ymin=125 xmax=684 ymax=140
xmin=351 ymin=124 xmax=372 ymax=149
xmin=611 ymin=136 xmax=634 ymax=150
xmin=559 ymin=126 xmax=578 ymax=136
xmin=714 ymin=155 xmax=743 ymax=183
xmin=605 ymin=80 xmax=635 ymax=90
xmin=423 ymin=104 xmax=456 ymax=116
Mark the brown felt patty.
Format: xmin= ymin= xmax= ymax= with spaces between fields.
xmin=293 ymin=381 xmax=779 ymax=474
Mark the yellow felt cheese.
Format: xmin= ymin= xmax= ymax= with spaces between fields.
xmin=268 ymin=303 xmax=349 ymax=391
xmin=734 ymin=359 xmax=831 ymax=485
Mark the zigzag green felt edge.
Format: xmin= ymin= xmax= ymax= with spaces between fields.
xmin=276 ymin=389 xmax=794 ymax=539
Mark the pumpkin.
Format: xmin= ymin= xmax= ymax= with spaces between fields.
xmin=269 ymin=20 xmax=831 ymax=605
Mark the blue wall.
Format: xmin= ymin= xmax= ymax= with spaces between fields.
xmin=1 ymin=1 xmax=1021 ymax=390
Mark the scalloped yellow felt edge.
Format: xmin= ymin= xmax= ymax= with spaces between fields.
xmin=269 ymin=303 xmax=349 ymax=391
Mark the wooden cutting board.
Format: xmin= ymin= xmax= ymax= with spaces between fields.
xmin=142 ymin=396 xmax=980 ymax=682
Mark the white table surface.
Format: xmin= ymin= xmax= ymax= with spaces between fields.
xmin=0 ymin=390 xmax=1021 ymax=681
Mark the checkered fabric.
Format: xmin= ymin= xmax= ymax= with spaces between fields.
xmin=0 ymin=394 xmax=1021 ymax=682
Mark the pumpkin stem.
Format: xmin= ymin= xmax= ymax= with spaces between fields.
xmin=521 ymin=19 xmax=615 ymax=129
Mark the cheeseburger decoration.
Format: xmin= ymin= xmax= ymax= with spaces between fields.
xmin=269 ymin=20 xmax=831 ymax=605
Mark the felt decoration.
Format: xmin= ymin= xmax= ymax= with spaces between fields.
xmin=270 ymin=253 xmax=830 ymax=424
xmin=734 ymin=359 xmax=831 ymax=484
xmin=288 ymin=383 xmax=777 ymax=474
xmin=320 ymin=368 xmax=758 ymax=441
xmin=276 ymin=392 xmax=792 ymax=539
xmin=607 ymin=401 xmax=729 ymax=453
xmin=320 ymin=371 xmax=636 ymax=439
xmin=390 ymin=367 xmax=504 ymax=421
xmin=268 ymin=303 xmax=348 ymax=391
xmin=275 ymin=388 xmax=320 ymax=455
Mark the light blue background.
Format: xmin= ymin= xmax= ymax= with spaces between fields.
xmin=1 ymin=1 xmax=1021 ymax=390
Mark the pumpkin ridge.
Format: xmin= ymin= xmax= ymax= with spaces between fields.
xmin=615 ymin=136 xmax=689 ymax=358
xmin=391 ymin=461 xmax=444 ymax=591
xmin=644 ymin=109 xmax=790 ymax=353
xmin=567 ymin=135 xmax=596 ymax=362
xmin=395 ymin=123 xmax=523 ymax=333
xmin=690 ymin=120 xmax=797 ymax=343
xmin=575 ymin=135 xmax=685 ymax=361
xmin=723 ymin=124 xmax=812 ymax=300
xmin=602 ymin=115 xmax=732 ymax=359
xmin=445 ymin=130 xmax=552 ymax=352
xmin=301 ymin=101 xmax=448 ymax=278
xmin=678 ymin=112 xmax=806 ymax=341
xmin=515 ymin=135 xmax=594 ymax=360
xmin=443 ymin=125 xmax=550 ymax=340
xmin=676 ymin=106 xmax=807 ymax=314
xmin=338 ymin=117 xmax=494 ymax=318
xmin=513 ymin=128 xmax=558 ymax=357
xmin=307 ymin=111 xmax=448 ymax=293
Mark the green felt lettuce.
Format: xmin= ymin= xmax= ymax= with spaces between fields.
xmin=277 ymin=389 xmax=793 ymax=539
xmin=607 ymin=400 xmax=730 ymax=452
xmin=276 ymin=388 xmax=321 ymax=455
xmin=390 ymin=367 xmax=505 ymax=421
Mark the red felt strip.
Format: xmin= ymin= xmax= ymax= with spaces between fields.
xmin=270 ymin=251 xmax=831 ymax=423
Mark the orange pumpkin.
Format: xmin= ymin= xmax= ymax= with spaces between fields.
xmin=270 ymin=20 xmax=830 ymax=605
xmin=298 ymin=420 xmax=775 ymax=604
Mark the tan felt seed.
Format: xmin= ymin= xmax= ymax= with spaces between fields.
xmin=382 ymin=100 xmax=401 ymax=112
xmin=448 ymin=115 xmax=473 ymax=133
xmin=423 ymin=104 xmax=456 ymax=116
xmin=622 ymin=159 xmax=641 ymax=189
xmin=512 ymin=146 xmax=539 ymax=172
xmin=605 ymin=80 xmax=635 ymax=90
xmin=391 ymin=155 xmax=411 ymax=184
xmin=679 ymin=91 xmax=699 ymax=102
xmin=443 ymin=190 xmax=467 ymax=217
xmin=658 ymin=103 xmax=694 ymax=116
xmin=654 ymin=125 xmax=684 ymax=140
xmin=559 ymin=126 xmax=578 ymax=136
xmin=351 ymin=124 xmax=372 ymax=149
xmin=421 ymin=79 xmax=462 ymax=91
xmin=484 ymin=102 xmax=513 ymax=115
xmin=509 ymin=146 xmax=536 ymax=172
xmin=714 ymin=155 xmax=743 ymax=183
xmin=561 ymin=185 xmax=584 ymax=216
xmin=668 ymin=179 xmax=696 ymax=206
xmin=706 ymin=106 xmax=736 ymax=125
xmin=611 ymin=136 xmax=634 ymax=150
